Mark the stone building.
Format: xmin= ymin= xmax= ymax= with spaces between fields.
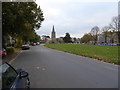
xmin=46 ymin=25 xmax=64 ymax=44
xmin=51 ymin=25 xmax=57 ymax=43
xmin=51 ymin=25 xmax=56 ymax=39
xmin=97 ymin=31 xmax=119 ymax=43
xmin=46 ymin=25 xmax=57 ymax=43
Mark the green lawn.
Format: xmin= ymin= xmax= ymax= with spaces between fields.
xmin=44 ymin=44 xmax=119 ymax=65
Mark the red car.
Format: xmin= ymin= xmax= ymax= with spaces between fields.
xmin=21 ymin=45 xmax=30 ymax=50
xmin=0 ymin=49 xmax=7 ymax=57
xmin=31 ymin=43 xmax=36 ymax=46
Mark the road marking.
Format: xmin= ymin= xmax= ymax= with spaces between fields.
xmin=42 ymin=68 xmax=46 ymax=71
xmin=35 ymin=66 xmax=46 ymax=71
xmin=36 ymin=66 xmax=40 ymax=69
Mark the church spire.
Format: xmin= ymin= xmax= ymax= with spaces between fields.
xmin=51 ymin=25 xmax=56 ymax=39
xmin=52 ymin=25 xmax=55 ymax=32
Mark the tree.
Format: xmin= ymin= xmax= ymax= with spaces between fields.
xmin=108 ymin=16 xmax=119 ymax=43
xmin=110 ymin=16 xmax=118 ymax=32
xmin=30 ymin=33 xmax=41 ymax=43
xmin=110 ymin=16 xmax=120 ymax=43
xmin=2 ymin=2 xmax=44 ymax=47
xmin=80 ymin=33 xmax=94 ymax=43
xmin=46 ymin=36 xmax=50 ymax=38
xmin=63 ymin=33 xmax=72 ymax=43
xmin=73 ymin=37 xmax=77 ymax=43
xmin=90 ymin=26 xmax=100 ymax=43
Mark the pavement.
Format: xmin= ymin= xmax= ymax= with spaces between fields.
xmin=2 ymin=49 xmax=22 ymax=64
xmin=11 ymin=45 xmax=118 ymax=88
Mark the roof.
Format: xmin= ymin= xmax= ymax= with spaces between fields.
xmin=52 ymin=25 xmax=55 ymax=32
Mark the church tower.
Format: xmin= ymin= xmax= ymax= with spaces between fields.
xmin=51 ymin=25 xmax=56 ymax=39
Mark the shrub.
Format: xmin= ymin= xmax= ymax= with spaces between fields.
xmin=14 ymin=38 xmax=22 ymax=48
xmin=6 ymin=47 xmax=15 ymax=55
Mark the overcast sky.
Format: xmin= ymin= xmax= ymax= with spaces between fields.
xmin=35 ymin=0 xmax=118 ymax=38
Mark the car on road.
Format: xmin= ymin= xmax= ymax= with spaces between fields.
xmin=0 ymin=62 xmax=30 ymax=89
xmin=117 ymin=43 xmax=120 ymax=46
xmin=31 ymin=43 xmax=36 ymax=46
xmin=21 ymin=44 xmax=30 ymax=50
xmin=36 ymin=42 xmax=40 ymax=45
xmin=0 ymin=48 xmax=7 ymax=58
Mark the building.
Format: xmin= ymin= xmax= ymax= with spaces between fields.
xmin=46 ymin=25 xmax=57 ymax=43
xmin=51 ymin=25 xmax=56 ymax=39
xmin=97 ymin=31 xmax=119 ymax=44
xmin=51 ymin=25 xmax=57 ymax=43
xmin=46 ymin=25 xmax=64 ymax=44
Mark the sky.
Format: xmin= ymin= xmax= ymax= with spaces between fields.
xmin=35 ymin=0 xmax=118 ymax=38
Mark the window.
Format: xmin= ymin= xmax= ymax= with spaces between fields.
xmin=2 ymin=63 xmax=17 ymax=88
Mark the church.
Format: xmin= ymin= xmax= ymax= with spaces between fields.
xmin=51 ymin=25 xmax=56 ymax=39
xmin=51 ymin=25 xmax=57 ymax=43
xmin=46 ymin=25 xmax=64 ymax=44
xmin=46 ymin=25 xmax=57 ymax=44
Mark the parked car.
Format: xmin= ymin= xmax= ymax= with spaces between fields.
xmin=117 ymin=43 xmax=120 ymax=46
xmin=21 ymin=44 xmax=30 ymax=50
xmin=0 ymin=48 xmax=7 ymax=58
xmin=31 ymin=43 xmax=36 ymax=46
xmin=0 ymin=62 xmax=30 ymax=89
xmin=36 ymin=42 xmax=40 ymax=45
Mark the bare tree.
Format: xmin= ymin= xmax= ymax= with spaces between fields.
xmin=109 ymin=16 xmax=120 ymax=43
xmin=90 ymin=26 xmax=100 ymax=44
xmin=110 ymin=16 xmax=118 ymax=32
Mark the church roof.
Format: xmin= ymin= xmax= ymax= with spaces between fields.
xmin=52 ymin=25 xmax=55 ymax=32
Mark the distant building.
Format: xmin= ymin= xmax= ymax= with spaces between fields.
xmin=46 ymin=25 xmax=57 ymax=43
xmin=56 ymin=37 xmax=64 ymax=43
xmin=71 ymin=38 xmax=80 ymax=43
xmin=41 ymin=35 xmax=47 ymax=41
xmin=51 ymin=25 xmax=56 ymax=39
xmin=46 ymin=25 xmax=64 ymax=44
xmin=97 ymin=31 xmax=119 ymax=43
xmin=97 ymin=34 xmax=106 ymax=43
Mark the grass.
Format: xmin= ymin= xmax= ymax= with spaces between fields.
xmin=44 ymin=44 xmax=119 ymax=65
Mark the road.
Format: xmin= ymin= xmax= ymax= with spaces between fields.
xmin=11 ymin=45 xmax=118 ymax=88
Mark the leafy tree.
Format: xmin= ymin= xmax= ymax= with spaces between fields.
xmin=63 ymin=33 xmax=72 ymax=43
xmin=2 ymin=2 xmax=44 ymax=47
xmin=73 ymin=37 xmax=77 ymax=43
xmin=30 ymin=33 xmax=40 ymax=43
xmin=46 ymin=36 xmax=50 ymax=38
xmin=80 ymin=33 xmax=94 ymax=43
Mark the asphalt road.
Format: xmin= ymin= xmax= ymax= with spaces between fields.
xmin=12 ymin=45 xmax=118 ymax=88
